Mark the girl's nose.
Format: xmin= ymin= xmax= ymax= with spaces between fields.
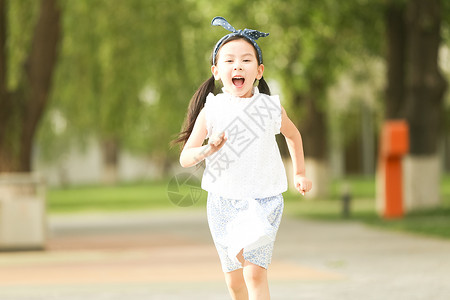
xmin=233 ymin=63 xmax=243 ymax=70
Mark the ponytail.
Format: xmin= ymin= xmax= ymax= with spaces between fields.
xmin=258 ymin=76 xmax=271 ymax=95
xmin=172 ymin=75 xmax=216 ymax=147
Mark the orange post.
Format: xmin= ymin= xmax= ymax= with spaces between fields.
xmin=377 ymin=120 xmax=409 ymax=218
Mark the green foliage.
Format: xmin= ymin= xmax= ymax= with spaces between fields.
xmin=7 ymin=0 xmax=39 ymax=90
xmin=18 ymin=0 xmax=445 ymax=167
xmin=37 ymin=0 xmax=220 ymax=162
xmin=34 ymin=0 xmax=387 ymax=161
xmin=40 ymin=0 xmax=158 ymax=160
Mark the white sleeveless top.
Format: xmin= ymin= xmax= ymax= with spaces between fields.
xmin=201 ymin=87 xmax=288 ymax=199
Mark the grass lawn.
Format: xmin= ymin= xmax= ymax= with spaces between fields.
xmin=48 ymin=179 xmax=207 ymax=213
xmin=47 ymin=174 xmax=450 ymax=239
xmin=284 ymin=174 xmax=450 ymax=239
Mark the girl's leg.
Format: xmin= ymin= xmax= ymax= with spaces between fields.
xmin=243 ymin=261 xmax=270 ymax=300
xmin=224 ymin=269 xmax=248 ymax=300
xmin=224 ymin=249 xmax=248 ymax=300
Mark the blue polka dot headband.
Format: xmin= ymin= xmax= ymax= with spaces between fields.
xmin=211 ymin=16 xmax=269 ymax=65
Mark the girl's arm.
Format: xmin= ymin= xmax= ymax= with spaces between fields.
xmin=280 ymin=106 xmax=312 ymax=195
xmin=179 ymin=109 xmax=227 ymax=168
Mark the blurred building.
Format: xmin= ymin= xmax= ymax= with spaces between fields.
xmin=33 ymin=138 xmax=159 ymax=187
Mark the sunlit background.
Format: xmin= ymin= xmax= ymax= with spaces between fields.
xmin=0 ymin=0 xmax=450 ymax=299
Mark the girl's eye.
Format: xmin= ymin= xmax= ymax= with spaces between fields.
xmin=225 ymin=60 xmax=233 ymax=63
xmin=243 ymin=60 xmax=251 ymax=62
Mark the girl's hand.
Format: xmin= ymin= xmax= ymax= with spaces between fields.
xmin=207 ymin=132 xmax=227 ymax=155
xmin=294 ymin=174 xmax=312 ymax=195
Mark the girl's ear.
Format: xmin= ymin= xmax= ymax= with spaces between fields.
xmin=256 ymin=64 xmax=264 ymax=80
xmin=211 ymin=65 xmax=220 ymax=80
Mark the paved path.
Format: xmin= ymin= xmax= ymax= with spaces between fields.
xmin=0 ymin=209 xmax=449 ymax=299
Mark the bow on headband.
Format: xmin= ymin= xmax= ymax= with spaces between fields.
xmin=211 ymin=16 xmax=269 ymax=65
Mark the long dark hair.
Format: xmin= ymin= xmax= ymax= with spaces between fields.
xmin=172 ymin=36 xmax=271 ymax=147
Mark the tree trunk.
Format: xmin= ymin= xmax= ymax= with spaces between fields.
xmin=0 ymin=0 xmax=60 ymax=172
xmin=404 ymin=0 xmax=447 ymax=155
xmin=380 ymin=0 xmax=447 ymax=212
xmin=0 ymin=0 xmax=14 ymax=171
xmin=101 ymin=138 xmax=119 ymax=185
xmin=402 ymin=0 xmax=447 ymax=211
xmin=384 ymin=2 xmax=407 ymax=119
xmin=291 ymin=81 xmax=329 ymax=198
xmin=298 ymin=97 xmax=327 ymax=161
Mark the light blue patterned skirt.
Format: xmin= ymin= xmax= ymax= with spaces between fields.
xmin=207 ymin=192 xmax=284 ymax=273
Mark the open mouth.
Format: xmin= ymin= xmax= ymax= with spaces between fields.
xmin=232 ymin=77 xmax=245 ymax=87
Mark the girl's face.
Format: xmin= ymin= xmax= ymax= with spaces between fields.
xmin=211 ymin=39 xmax=264 ymax=98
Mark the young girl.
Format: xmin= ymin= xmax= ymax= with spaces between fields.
xmin=174 ymin=17 xmax=312 ymax=300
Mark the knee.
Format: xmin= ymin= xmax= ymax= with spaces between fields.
xmin=225 ymin=272 xmax=246 ymax=292
xmin=243 ymin=264 xmax=267 ymax=286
